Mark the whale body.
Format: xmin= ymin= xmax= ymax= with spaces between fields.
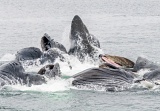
xmin=72 ymin=68 xmax=135 ymax=91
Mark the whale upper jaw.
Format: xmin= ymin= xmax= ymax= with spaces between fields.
xmin=70 ymin=15 xmax=90 ymax=47
xmin=71 ymin=15 xmax=89 ymax=38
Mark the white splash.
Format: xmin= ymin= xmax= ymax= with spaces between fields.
xmin=2 ymin=52 xmax=160 ymax=92
xmin=6 ymin=78 xmax=72 ymax=92
xmin=54 ymin=55 xmax=98 ymax=76
xmin=136 ymin=69 xmax=151 ymax=77
xmin=61 ymin=25 xmax=71 ymax=52
xmin=1 ymin=54 xmax=99 ymax=92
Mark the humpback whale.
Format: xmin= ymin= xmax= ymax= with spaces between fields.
xmin=16 ymin=47 xmax=42 ymax=61
xmin=72 ymin=68 xmax=135 ymax=91
xmin=0 ymin=61 xmax=60 ymax=87
xmin=0 ymin=61 xmax=45 ymax=86
xmin=68 ymin=15 xmax=101 ymax=62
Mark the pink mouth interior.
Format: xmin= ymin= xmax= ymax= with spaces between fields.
xmin=101 ymin=56 xmax=121 ymax=68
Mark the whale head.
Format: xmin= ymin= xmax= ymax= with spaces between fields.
xmin=16 ymin=47 xmax=42 ymax=61
xmin=41 ymin=33 xmax=52 ymax=51
xmin=69 ymin=15 xmax=99 ymax=62
xmin=24 ymin=73 xmax=46 ymax=86
xmin=38 ymin=63 xmax=61 ymax=79
xmin=0 ymin=61 xmax=25 ymax=76
xmin=133 ymin=57 xmax=159 ymax=72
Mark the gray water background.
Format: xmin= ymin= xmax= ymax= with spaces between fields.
xmin=0 ymin=0 xmax=160 ymax=110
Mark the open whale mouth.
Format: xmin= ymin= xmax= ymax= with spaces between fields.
xmin=41 ymin=34 xmax=52 ymax=51
xmin=99 ymin=54 xmax=121 ymax=68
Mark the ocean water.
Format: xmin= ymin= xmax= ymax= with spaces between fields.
xmin=1 ymin=0 xmax=160 ymax=111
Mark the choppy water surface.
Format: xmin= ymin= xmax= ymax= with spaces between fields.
xmin=1 ymin=0 xmax=160 ymax=110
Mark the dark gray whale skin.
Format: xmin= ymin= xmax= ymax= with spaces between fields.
xmin=68 ymin=15 xmax=100 ymax=62
xmin=38 ymin=63 xmax=61 ymax=78
xmin=72 ymin=68 xmax=135 ymax=91
xmin=15 ymin=47 xmax=42 ymax=61
xmin=133 ymin=57 xmax=159 ymax=72
xmin=142 ymin=68 xmax=160 ymax=81
xmin=40 ymin=33 xmax=69 ymax=64
xmin=40 ymin=48 xmax=66 ymax=64
xmin=0 ymin=61 xmax=57 ymax=87
xmin=41 ymin=33 xmax=67 ymax=53
xmin=135 ymin=68 xmax=160 ymax=84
